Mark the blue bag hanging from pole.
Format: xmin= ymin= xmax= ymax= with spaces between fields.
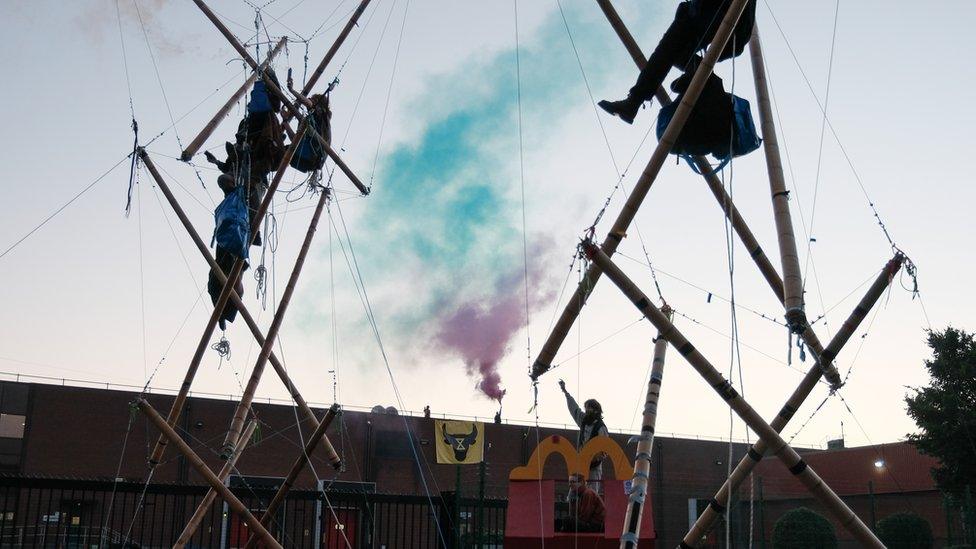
xmin=657 ymin=94 xmax=762 ymax=175
xmin=716 ymin=95 xmax=762 ymax=161
xmin=248 ymin=81 xmax=273 ymax=114
xmin=212 ymin=186 xmax=250 ymax=261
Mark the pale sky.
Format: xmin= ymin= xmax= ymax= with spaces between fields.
xmin=0 ymin=0 xmax=973 ymax=451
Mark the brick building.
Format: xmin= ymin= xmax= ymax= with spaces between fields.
xmin=0 ymin=378 xmax=955 ymax=547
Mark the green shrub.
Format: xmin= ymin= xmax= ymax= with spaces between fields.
xmin=877 ymin=512 xmax=933 ymax=549
xmin=772 ymin=507 xmax=838 ymax=549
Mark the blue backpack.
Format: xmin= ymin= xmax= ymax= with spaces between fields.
xmin=212 ymin=186 xmax=250 ymax=261
xmin=248 ymin=81 xmax=273 ymax=114
xmin=656 ymin=74 xmax=762 ymax=176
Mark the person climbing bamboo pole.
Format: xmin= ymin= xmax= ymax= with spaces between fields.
xmin=180 ymin=37 xmax=287 ymax=161
xmin=139 ymin=151 xmax=336 ymax=460
xmin=681 ymin=252 xmax=904 ymax=546
xmin=599 ymin=0 xmax=757 ymax=124
xmin=531 ymin=0 xmax=753 ymax=380
xmin=620 ymin=313 xmax=670 ymax=549
xmin=749 ymin=25 xmax=807 ymax=334
xmin=581 ymin=240 xmax=884 ymax=548
xmin=173 ymin=419 xmax=257 ymax=548
xmin=219 ymin=185 xmax=339 ymax=463
xmin=191 ymin=0 xmax=368 ymax=195
xmin=136 ymin=399 xmax=283 ymax=549
xmin=593 ymin=0 xmax=845 ymax=388
xmin=147 ymin=121 xmax=309 ymax=468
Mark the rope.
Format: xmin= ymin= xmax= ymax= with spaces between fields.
xmin=514 ymin=0 xmax=532 ymax=385
xmin=329 ymin=199 xmax=449 ymax=547
xmin=100 ymin=406 xmax=137 ymax=547
xmin=761 ymin=0 xmax=899 ymax=252
xmin=0 ymin=154 xmax=131 ymax=261
xmin=368 ymin=0 xmax=410 ymax=189
xmin=136 ymin=171 xmax=149 ymax=382
xmin=615 ymin=252 xmax=787 ymax=328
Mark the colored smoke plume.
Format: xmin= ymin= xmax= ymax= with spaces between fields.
xmin=434 ymin=240 xmax=556 ymax=401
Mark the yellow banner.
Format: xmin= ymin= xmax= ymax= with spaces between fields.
xmin=435 ymin=420 xmax=484 ymax=465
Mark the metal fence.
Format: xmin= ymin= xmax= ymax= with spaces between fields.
xmin=0 ymin=476 xmax=506 ymax=548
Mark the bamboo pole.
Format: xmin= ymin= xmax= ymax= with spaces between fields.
xmin=681 ymin=252 xmax=904 ymax=546
xmin=748 ymin=25 xmax=807 ymax=332
xmin=147 ymin=120 xmax=309 ymax=467
xmin=135 ymin=399 xmax=283 ymax=549
xmin=180 ymin=37 xmax=288 ymax=162
xmin=139 ymin=151 xmax=335 ymax=460
xmin=530 ymin=0 xmax=753 ymax=380
xmin=219 ymin=185 xmax=338 ymax=462
xmin=593 ymin=0 xmax=844 ymax=388
xmin=242 ymin=405 xmax=340 ymax=549
xmin=620 ymin=313 xmax=670 ymax=549
xmin=581 ymin=241 xmax=884 ymax=548
xmin=296 ymin=0 xmax=373 ymax=109
xmin=191 ymin=0 xmax=368 ymax=195
xmin=173 ymin=419 xmax=257 ymax=548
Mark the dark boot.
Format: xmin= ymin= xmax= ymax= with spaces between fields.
xmin=598 ymin=96 xmax=641 ymax=125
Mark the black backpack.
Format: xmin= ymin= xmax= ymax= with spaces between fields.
xmin=656 ymin=71 xmax=761 ymax=174
xmin=290 ymin=96 xmax=332 ymax=173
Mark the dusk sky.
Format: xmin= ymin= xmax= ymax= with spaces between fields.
xmin=1 ymin=0 xmax=973 ymax=454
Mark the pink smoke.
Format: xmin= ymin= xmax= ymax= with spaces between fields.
xmin=434 ymin=240 xmax=556 ymax=401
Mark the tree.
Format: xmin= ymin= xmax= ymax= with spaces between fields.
xmin=877 ymin=512 xmax=933 ymax=548
xmin=772 ymin=507 xmax=837 ymax=549
xmin=906 ymin=327 xmax=976 ymax=497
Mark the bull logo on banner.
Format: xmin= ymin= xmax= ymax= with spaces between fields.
xmin=435 ymin=420 xmax=484 ymax=465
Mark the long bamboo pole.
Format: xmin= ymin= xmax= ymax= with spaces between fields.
xmin=681 ymin=252 xmax=903 ymax=546
xmin=173 ymin=419 xmax=257 ymax=548
xmin=581 ymin=241 xmax=883 ymax=548
xmin=219 ymin=186 xmax=338 ymax=461
xmin=135 ymin=399 xmax=283 ymax=549
xmin=620 ymin=313 xmax=670 ymax=549
xmin=298 ymin=0 xmax=373 ymax=105
xmin=748 ymin=25 xmax=806 ymax=332
xmin=530 ymin=0 xmax=753 ymax=380
xmin=147 ymin=120 xmax=309 ymax=467
xmin=139 ymin=151 xmax=336 ymax=460
xmin=191 ymin=0 xmax=367 ymax=195
xmin=180 ymin=37 xmax=288 ymax=162
xmin=593 ymin=0 xmax=844 ymax=389
xmin=242 ymin=405 xmax=340 ymax=549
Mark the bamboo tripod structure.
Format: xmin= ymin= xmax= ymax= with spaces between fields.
xmin=131 ymin=1 xmax=373 ymax=544
xmin=620 ymin=311 xmax=670 ymax=549
xmin=511 ymin=0 xmax=899 ymax=545
xmin=582 ymin=242 xmax=884 ymax=548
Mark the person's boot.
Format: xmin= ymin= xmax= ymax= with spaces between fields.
xmin=598 ymin=96 xmax=641 ymax=125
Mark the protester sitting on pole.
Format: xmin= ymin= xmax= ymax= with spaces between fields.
xmin=555 ymin=473 xmax=606 ymax=533
xmin=213 ymin=71 xmax=285 ymax=247
xmin=559 ymin=380 xmax=609 ymax=492
xmin=208 ymin=172 xmax=249 ymax=331
xmin=598 ymin=0 xmax=757 ymax=124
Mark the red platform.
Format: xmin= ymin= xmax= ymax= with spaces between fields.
xmin=504 ymin=480 xmax=654 ymax=548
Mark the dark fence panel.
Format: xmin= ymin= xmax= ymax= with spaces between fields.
xmin=0 ymin=476 xmax=507 ymax=548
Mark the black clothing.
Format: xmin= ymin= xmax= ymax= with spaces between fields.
xmin=630 ymin=0 xmax=757 ymax=103
xmin=208 ymin=247 xmax=246 ymax=331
